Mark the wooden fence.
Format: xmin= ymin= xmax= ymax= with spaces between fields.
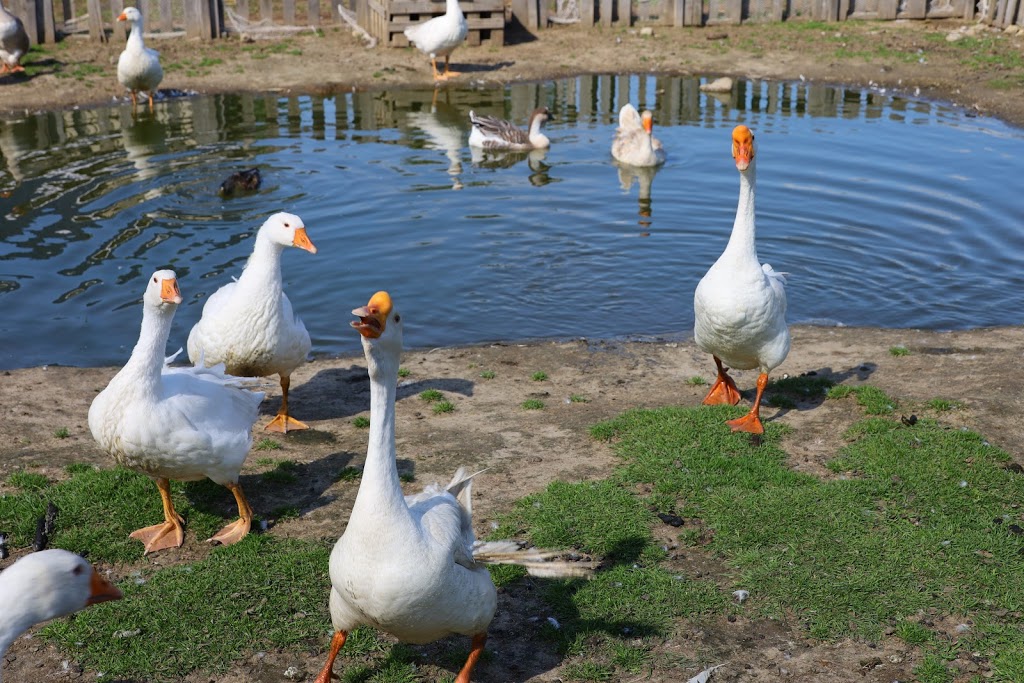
xmin=8 ymin=0 xmax=1023 ymax=46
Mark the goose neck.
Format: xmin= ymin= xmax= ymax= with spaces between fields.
xmin=723 ymin=164 xmax=757 ymax=260
xmin=119 ymin=302 xmax=174 ymax=390
xmin=528 ymin=117 xmax=549 ymax=148
xmin=352 ymin=347 xmax=405 ymax=518
xmin=238 ymin=236 xmax=285 ymax=295
xmin=126 ymin=19 xmax=146 ymax=51
xmin=445 ymin=0 xmax=463 ymax=16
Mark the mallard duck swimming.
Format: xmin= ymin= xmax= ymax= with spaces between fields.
xmin=469 ymin=107 xmax=553 ymax=150
xmin=693 ymin=124 xmax=789 ymax=434
xmin=117 ymin=7 xmax=163 ymax=112
xmin=218 ymin=168 xmax=262 ymax=197
xmin=403 ymin=0 xmax=467 ymax=82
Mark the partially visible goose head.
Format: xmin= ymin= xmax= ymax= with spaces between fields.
xmin=145 ymin=269 xmax=183 ymax=310
xmin=116 ymin=6 xmax=142 ymax=24
xmin=732 ymin=124 xmax=755 ymax=172
xmin=351 ymin=291 xmax=403 ymax=375
xmin=0 ymin=549 xmax=123 ymax=661
xmin=640 ymin=110 xmax=656 ymax=135
xmin=258 ymin=212 xmax=317 ymax=254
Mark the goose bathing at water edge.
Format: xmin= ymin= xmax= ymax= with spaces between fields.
xmin=313 ymin=291 xmax=594 ymax=683
xmin=694 ymin=124 xmax=789 ymax=434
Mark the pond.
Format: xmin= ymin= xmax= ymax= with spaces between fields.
xmin=1 ymin=75 xmax=1023 ymax=370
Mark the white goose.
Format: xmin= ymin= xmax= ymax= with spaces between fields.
xmin=0 ymin=550 xmax=122 ymax=683
xmin=611 ymin=103 xmax=665 ymax=168
xmin=403 ymin=0 xmax=467 ymax=82
xmin=693 ymin=124 xmax=789 ymax=434
xmin=116 ymin=7 xmax=163 ymax=112
xmin=89 ymin=270 xmax=265 ymax=553
xmin=314 ymin=292 xmax=592 ymax=683
xmin=0 ymin=0 xmax=29 ymax=75
xmin=469 ymin=107 xmax=553 ymax=151
xmin=188 ymin=212 xmax=317 ymax=433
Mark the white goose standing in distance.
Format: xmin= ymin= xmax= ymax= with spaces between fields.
xmin=0 ymin=0 xmax=29 ymax=75
xmin=611 ymin=103 xmax=666 ymax=168
xmin=314 ymin=291 xmax=593 ymax=683
xmin=403 ymin=0 xmax=467 ymax=82
xmin=0 ymin=550 xmax=122 ymax=683
xmin=693 ymin=124 xmax=789 ymax=434
xmin=188 ymin=212 xmax=317 ymax=433
xmin=116 ymin=7 xmax=163 ymax=112
xmin=468 ymin=107 xmax=553 ymax=150
xmin=89 ymin=270 xmax=265 ymax=553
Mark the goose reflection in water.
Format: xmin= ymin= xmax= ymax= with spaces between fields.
xmin=471 ymin=147 xmax=553 ymax=187
xmin=405 ymin=89 xmax=465 ymax=190
xmin=119 ymin=108 xmax=170 ymax=196
xmin=615 ymin=161 xmax=661 ymax=233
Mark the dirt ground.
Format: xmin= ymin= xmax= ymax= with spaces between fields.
xmin=3 ymin=324 xmax=1024 ymax=682
xmin=2 ymin=15 xmax=1024 ymax=683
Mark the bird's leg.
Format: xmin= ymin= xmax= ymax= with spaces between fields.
xmin=430 ymin=57 xmax=443 ymax=81
xmin=454 ymin=633 xmax=487 ymax=683
xmin=0 ymin=63 xmax=8 ymax=74
xmin=313 ymin=630 xmax=348 ymax=683
xmin=726 ymin=372 xmax=769 ymax=434
xmin=129 ymin=90 xmax=138 ymax=111
xmin=701 ymin=356 xmax=741 ymax=406
xmin=207 ymin=481 xmax=254 ymax=546
xmin=442 ymin=54 xmax=461 ymax=78
xmin=11 ymin=64 xmax=24 ymax=73
xmin=148 ymin=91 xmax=155 ymax=112
xmin=265 ymin=374 xmax=309 ymax=432
xmin=130 ymin=477 xmax=186 ymax=554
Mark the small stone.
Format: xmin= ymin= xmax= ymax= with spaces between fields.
xmin=700 ymin=76 xmax=734 ymax=93
xmin=283 ymin=666 xmax=303 ymax=680
xmin=639 ymin=26 xmax=654 ymax=36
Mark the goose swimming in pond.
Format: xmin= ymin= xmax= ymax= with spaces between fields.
xmin=187 ymin=212 xmax=317 ymax=433
xmin=611 ymin=103 xmax=665 ymax=168
xmin=469 ymin=107 xmax=553 ymax=151
xmin=693 ymin=124 xmax=789 ymax=434
xmin=89 ymin=270 xmax=265 ymax=553
xmin=0 ymin=549 xmax=122 ymax=683
xmin=117 ymin=6 xmax=163 ymax=112
xmin=403 ymin=0 xmax=467 ymax=82
xmin=0 ymin=0 xmax=29 ymax=75
xmin=313 ymin=291 xmax=593 ymax=683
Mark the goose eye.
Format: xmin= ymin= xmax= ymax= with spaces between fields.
xmin=283 ymin=222 xmax=290 ymax=228
xmin=72 ymin=565 xmax=84 ymax=576
xmin=152 ymin=277 xmax=157 ymax=283
xmin=393 ymin=314 xmax=401 ymax=323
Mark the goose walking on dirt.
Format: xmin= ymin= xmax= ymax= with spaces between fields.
xmin=694 ymin=124 xmax=789 ymax=434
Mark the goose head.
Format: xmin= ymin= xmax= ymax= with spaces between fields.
xmin=0 ymin=549 xmax=122 ymax=645
xmin=731 ymin=124 xmax=755 ymax=172
xmin=641 ymin=110 xmax=656 ymax=135
xmin=258 ymin=212 xmax=317 ymax=254
xmin=117 ymin=6 xmax=142 ymax=24
xmin=351 ymin=291 xmax=403 ymax=375
xmin=145 ymin=269 xmax=182 ymax=310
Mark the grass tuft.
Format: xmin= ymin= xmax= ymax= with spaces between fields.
xmin=419 ymin=389 xmax=444 ymax=403
xmin=352 ymin=416 xmax=371 ymax=428
xmin=432 ymin=400 xmax=456 ymax=414
xmin=521 ymin=399 xmax=545 ymax=410
xmin=532 ymin=371 xmax=549 ymax=381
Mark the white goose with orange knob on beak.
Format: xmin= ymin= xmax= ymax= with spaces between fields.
xmin=693 ymin=124 xmax=789 ymax=434
xmin=0 ymin=549 xmax=123 ymax=682
xmin=188 ymin=212 xmax=317 ymax=433
xmin=313 ymin=292 xmax=594 ymax=683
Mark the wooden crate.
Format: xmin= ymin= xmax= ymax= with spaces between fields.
xmin=366 ymin=0 xmax=504 ymax=47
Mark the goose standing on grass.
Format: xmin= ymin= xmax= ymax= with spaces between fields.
xmin=403 ymin=0 xmax=467 ymax=82
xmin=611 ymin=103 xmax=665 ymax=168
xmin=693 ymin=124 xmax=789 ymax=434
xmin=89 ymin=270 xmax=265 ymax=553
xmin=313 ymin=292 xmax=593 ymax=683
xmin=116 ymin=7 xmax=163 ymax=112
xmin=0 ymin=550 xmax=123 ymax=683
xmin=188 ymin=212 xmax=317 ymax=433
xmin=0 ymin=0 xmax=29 ymax=75
xmin=468 ymin=107 xmax=553 ymax=151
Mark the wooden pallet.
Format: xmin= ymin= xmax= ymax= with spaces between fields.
xmin=366 ymin=0 xmax=504 ymax=48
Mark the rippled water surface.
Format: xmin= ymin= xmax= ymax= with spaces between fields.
xmin=2 ymin=75 xmax=1023 ymax=369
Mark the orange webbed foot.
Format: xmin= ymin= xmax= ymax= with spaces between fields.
xmin=207 ymin=517 xmax=252 ymax=546
xmin=264 ymin=414 xmax=309 ymax=433
xmin=130 ymin=517 xmax=185 ymax=554
xmin=702 ymin=375 xmax=741 ymax=406
xmin=725 ymin=411 xmax=764 ymax=434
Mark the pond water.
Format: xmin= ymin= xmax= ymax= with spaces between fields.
xmin=1 ymin=75 xmax=1023 ymax=370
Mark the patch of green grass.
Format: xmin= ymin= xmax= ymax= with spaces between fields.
xmin=532 ymin=371 xmax=549 ymax=381
xmin=926 ymin=398 xmax=963 ymax=412
xmin=54 ymin=426 xmax=70 ymax=438
xmin=397 ymin=367 xmax=411 ymax=378
xmin=769 ymin=374 xmax=836 ymax=398
xmin=419 ymin=389 xmax=444 ymax=403
xmin=352 ymin=416 xmax=371 ymax=428
xmin=569 ymin=394 xmax=589 ymax=403
xmin=336 ymin=466 xmax=362 ymax=482
xmin=685 ymin=376 xmax=707 ymax=386
xmin=609 ymin=641 xmax=650 ymax=672
xmin=262 ymin=460 xmax=299 ymax=484
xmin=894 ymin=619 xmax=934 ymax=646
xmin=562 ymin=660 xmax=614 ymax=681
xmin=271 ymin=505 xmax=300 ymax=520
xmin=432 ymin=400 xmax=456 ymax=414
xmin=8 ymin=470 xmax=50 ymax=491
xmin=479 ymin=370 xmax=496 ymax=379
xmin=255 ymin=437 xmax=282 ymax=451
xmin=399 ymin=472 xmax=415 ymax=483
xmin=521 ymin=399 xmax=545 ymax=410
xmin=889 ymin=345 xmax=911 ymax=356
xmin=827 ymin=384 xmax=897 ymax=414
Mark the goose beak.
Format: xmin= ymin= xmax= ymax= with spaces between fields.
xmin=642 ymin=113 xmax=653 ymax=134
xmin=732 ymin=125 xmax=754 ymax=171
xmin=351 ymin=291 xmax=392 ymax=339
xmin=116 ymin=11 xmax=127 ymax=20
xmin=292 ymin=227 xmax=317 ymax=254
xmin=87 ymin=569 xmax=123 ymax=606
xmin=161 ymin=277 xmax=183 ymax=305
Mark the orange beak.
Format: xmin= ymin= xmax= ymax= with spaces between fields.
xmin=292 ymin=227 xmax=317 ymax=254
xmin=116 ymin=11 xmax=127 ymax=21
xmin=161 ymin=277 xmax=182 ymax=304
xmin=87 ymin=569 xmax=123 ymax=606
xmin=732 ymin=124 xmax=754 ymax=171
xmin=642 ymin=112 xmax=654 ymax=135
xmin=351 ymin=291 xmax=392 ymax=339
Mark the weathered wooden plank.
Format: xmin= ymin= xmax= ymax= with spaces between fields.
xmin=526 ymin=0 xmax=539 ymax=28
xmin=234 ymin=0 xmax=249 ymax=20
xmin=877 ymin=0 xmax=897 ymax=18
xmin=837 ymin=0 xmax=849 ymax=20
xmin=538 ymin=0 xmax=547 ymax=25
xmin=261 ymin=0 xmax=274 ymax=20
xmin=726 ymin=0 xmax=740 ymax=22
xmin=962 ymin=0 xmax=974 ymax=19
xmin=903 ymin=0 xmax=925 ymax=18
xmin=384 ymin=0 xmax=503 ymax=13
xmin=389 ymin=14 xmax=505 ymax=28
xmin=158 ymin=0 xmax=172 ymax=30
xmin=616 ymin=0 xmax=630 ymax=23
xmin=308 ymin=0 xmax=322 ymax=25
xmin=983 ymin=0 xmax=998 ymax=20
xmin=672 ymin=0 xmax=683 ymax=24
xmin=771 ymin=0 xmax=784 ymax=20
xmin=284 ymin=0 xmax=296 ymax=23
xmin=86 ymin=0 xmax=105 ymax=40
xmin=19 ymin=0 xmax=38 ymax=44
xmin=600 ymin=0 xmax=612 ymax=24
xmin=61 ymin=0 xmax=74 ymax=26
xmin=581 ymin=0 xmax=595 ymax=25
xmin=184 ymin=0 xmax=202 ymax=38
xmin=110 ymin=0 xmax=126 ymax=41
xmin=40 ymin=0 xmax=55 ymax=43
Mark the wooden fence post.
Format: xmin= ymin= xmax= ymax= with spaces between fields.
xmin=600 ymin=0 xmax=612 ymax=25
xmin=86 ymin=0 xmax=106 ymax=40
xmin=309 ymin=0 xmax=322 ymax=26
xmin=615 ymin=0 xmax=629 ymax=24
xmin=111 ymin=0 xmax=126 ymax=42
